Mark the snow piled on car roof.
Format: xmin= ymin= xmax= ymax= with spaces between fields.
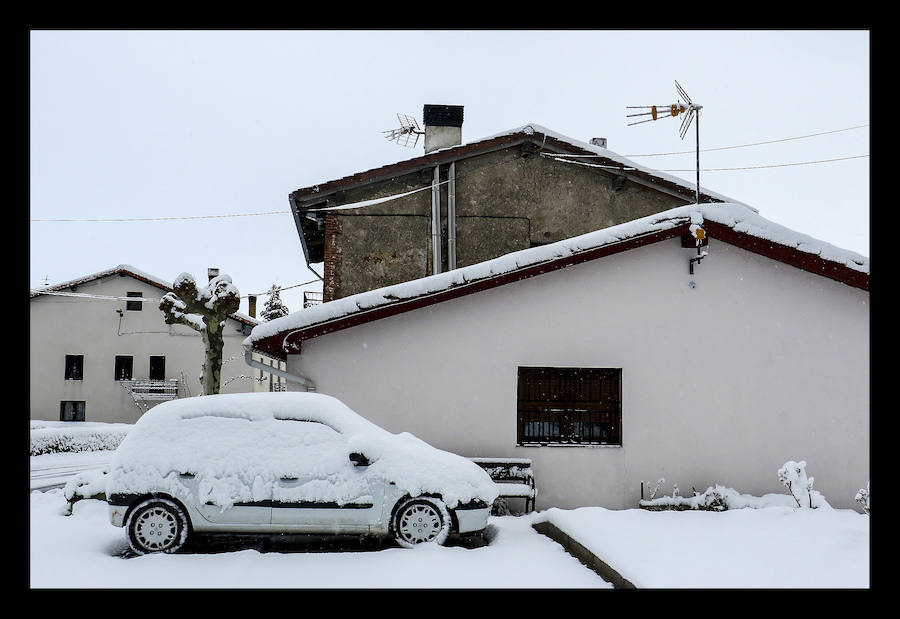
xmin=106 ymin=392 xmax=498 ymax=510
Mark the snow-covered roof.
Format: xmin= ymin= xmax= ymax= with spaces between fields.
xmin=248 ymin=202 xmax=868 ymax=359
xmin=290 ymin=123 xmax=742 ymax=206
xmin=481 ymin=124 xmax=748 ymax=207
xmin=30 ymin=264 xmax=258 ymax=327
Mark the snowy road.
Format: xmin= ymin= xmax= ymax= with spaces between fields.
xmin=30 ymin=451 xmax=111 ymax=491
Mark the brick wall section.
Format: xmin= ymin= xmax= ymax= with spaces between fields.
xmin=323 ymin=214 xmax=343 ymax=303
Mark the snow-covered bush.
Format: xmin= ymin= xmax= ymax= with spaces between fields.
xmin=642 ymin=478 xmax=665 ymax=500
xmin=30 ymin=423 xmax=130 ymax=455
xmin=777 ymin=460 xmax=829 ymax=509
xmin=62 ymin=469 xmax=108 ymax=515
xmin=855 ymin=482 xmax=870 ymax=514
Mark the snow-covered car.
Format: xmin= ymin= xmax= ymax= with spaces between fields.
xmin=106 ymin=392 xmax=498 ymax=554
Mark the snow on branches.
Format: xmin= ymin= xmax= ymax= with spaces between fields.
xmin=261 ymin=284 xmax=290 ymax=321
xmin=855 ymin=482 xmax=870 ymax=514
xmin=159 ymin=272 xmax=241 ymax=395
xmin=777 ymin=460 xmax=829 ymax=509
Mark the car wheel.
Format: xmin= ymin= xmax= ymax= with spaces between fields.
xmin=126 ymin=497 xmax=190 ymax=555
xmin=392 ymin=497 xmax=450 ymax=548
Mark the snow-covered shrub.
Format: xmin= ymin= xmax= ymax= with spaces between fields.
xmin=855 ymin=482 xmax=870 ymax=514
xmin=62 ymin=469 xmax=108 ymax=515
xmin=642 ymin=478 xmax=665 ymax=500
xmin=777 ymin=460 xmax=829 ymax=509
xmin=30 ymin=424 xmax=130 ymax=455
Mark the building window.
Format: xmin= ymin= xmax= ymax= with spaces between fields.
xmin=517 ymin=367 xmax=622 ymax=446
xmin=125 ymin=291 xmax=142 ymax=311
xmin=115 ymin=356 xmax=133 ymax=381
xmin=149 ymin=356 xmax=166 ymax=380
xmin=64 ymin=355 xmax=83 ymax=380
xmin=60 ymin=401 xmax=85 ymax=422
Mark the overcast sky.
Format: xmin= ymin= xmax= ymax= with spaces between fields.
xmin=30 ymin=30 xmax=869 ymax=316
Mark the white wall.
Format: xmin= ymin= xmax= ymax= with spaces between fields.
xmin=287 ymin=238 xmax=869 ymax=510
xmin=30 ymin=274 xmax=265 ymax=424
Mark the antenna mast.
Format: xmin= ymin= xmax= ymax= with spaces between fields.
xmin=627 ymin=80 xmax=703 ymax=204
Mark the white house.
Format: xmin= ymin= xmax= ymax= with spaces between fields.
xmin=245 ymin=202 xmax=870 ymax=511
xmin=30 ymin=265 xmax=286 ymax=425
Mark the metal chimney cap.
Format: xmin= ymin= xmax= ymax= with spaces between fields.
xmin=207 ymin=267 xmax=220 ymax=281
xmin=423 ymin=104 xmax=464 ymax=128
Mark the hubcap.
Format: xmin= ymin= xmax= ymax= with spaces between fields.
xmin=398 ymin=503 xmax=442 ymax=544
xmin=134 ymin=506 xmax=179 ymax=551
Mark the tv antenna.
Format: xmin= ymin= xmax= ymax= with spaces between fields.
xmin=626 ymin=80 xmax=703 ymax=204
xmin=382 ymin=113 xmax=425 ymax=148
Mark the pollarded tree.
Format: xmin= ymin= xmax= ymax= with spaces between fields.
xmin=261 ymin=284 xmax=290 ymax=321
xmin=159 ymin=272 xmax=241 ymax=395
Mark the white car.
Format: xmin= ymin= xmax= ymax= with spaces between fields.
xmin=106 ymin=392 xmax=498 ymax=554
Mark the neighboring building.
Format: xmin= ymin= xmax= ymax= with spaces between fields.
xmin=30 ymin=265 xmax=285 ymax=424
xmin=289 ymin=106 xmax=743 ymax=301
xmin=247 ymin=202 xmax=870 ymax=511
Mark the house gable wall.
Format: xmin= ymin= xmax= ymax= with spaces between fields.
xmin=303 ymin=146 xmax=689 ymax=300
xmin=286 ymin=238 xmax=869 ymax=510
xmin=30 ymin=274 xmax=259 ymax=424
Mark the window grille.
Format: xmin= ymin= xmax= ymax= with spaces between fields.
xmin=517 ymin=367 xmax=622 ymax=446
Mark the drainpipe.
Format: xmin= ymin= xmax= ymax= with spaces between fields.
xmin=431 ymin=165 xmax=442 ymax=274
xmin=242 ymin=344 xmax=316 ymax=391
xmin=448 ymin=162 xmax=457 ymax=270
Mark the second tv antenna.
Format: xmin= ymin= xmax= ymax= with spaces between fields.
xmin=627 ymin=80 xmax=703 ymax=204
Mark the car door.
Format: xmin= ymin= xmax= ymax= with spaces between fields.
xmin=270 ymin=420 xmax=385 ymax=534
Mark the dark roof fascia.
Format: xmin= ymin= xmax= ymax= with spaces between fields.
xmin=249 ymin=223 xmax=692 ymax=360
xmin=30 ymin=266 xmax=172 ymax=298
xmin=30 ymin=266 xmax=258 ymax=327
xmin=251 ymin=220 xmax=870 ymax=360
xmin=534 ymin=134 xmax=718 ymax=204
xmin=289 ymin=129 xmax=718 ymax=211
xmin=702 ymin=220 xmax=870 ymax=292
xmin=290 ymin=133 xmax=527 ymax=207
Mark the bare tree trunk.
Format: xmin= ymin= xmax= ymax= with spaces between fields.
xmin=159 ymin=273 xmax=240 ymax=396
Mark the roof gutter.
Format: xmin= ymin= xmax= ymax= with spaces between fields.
xmin=242 ymin=344 xmax=316 ymax=392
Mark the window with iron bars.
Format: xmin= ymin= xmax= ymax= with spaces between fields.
xmin=517 ymin=367 xmax=622 ymax=446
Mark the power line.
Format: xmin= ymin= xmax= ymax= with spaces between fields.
xmin=562 ymin=124 xmax=869 ymax=158
xmin=543 ymin=153 xmax=869 ymax=172
xmin=30 ymin=123 xmax=870 ymax=223
xmin=657 ymin=154 xmax=869 ymax=171
xmin=30 ymin=210 xmax=289 ymax=223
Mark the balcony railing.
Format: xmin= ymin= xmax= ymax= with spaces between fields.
xmin=128 ymin=379 xmax=179 ymax=401
xmin=303 ymin=291 xmax=323 ymax=308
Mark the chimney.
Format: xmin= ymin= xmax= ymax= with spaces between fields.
xmin=207 ymin=267 xmax=220 ymax=282
xmin=590 ymin=137 xmax=607 ymax=149
xmin=423 ymin=104 xmax=464 ymax=154
xmin=248 ymin=295 xmax=257 ymax=319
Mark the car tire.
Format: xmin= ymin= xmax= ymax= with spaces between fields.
xmin=125 ymin=497 xmax=190 ymax=555
xmin=392 ymin=496 xmax=450 ymax=548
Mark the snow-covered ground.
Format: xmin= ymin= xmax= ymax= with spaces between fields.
xmin=536 ymin=506 xmax=869 ymax=588
xmin=29 ymin=488 xmax=609 ymax=589
xmin=30 ymin=462 xmax=868 ymax=588
xmin=29 ymin=421 xmax=869 ymax=588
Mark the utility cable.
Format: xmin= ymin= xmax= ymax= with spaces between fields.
xmin=557 ymin=124 xmax=870 ymax=158
xmin=30 ymin=124 xmax=870 ymax=223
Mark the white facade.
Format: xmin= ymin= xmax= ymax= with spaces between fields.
xmin=30 ymin=268 xmax=284 ymax=424
xmin=283 ymin=238 xmax=869 ymax=510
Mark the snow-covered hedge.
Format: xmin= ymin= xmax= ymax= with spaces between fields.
xmin=640 ymin=460 xmax=833 ymax=512
xmin=30 ymin=421 xmax=132 ymax=456
xmin=641 ymin=484 xmax=799 ymax=511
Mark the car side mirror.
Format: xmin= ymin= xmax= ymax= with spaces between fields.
xmin=349 ymin=452 xmax=370 ymax=466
